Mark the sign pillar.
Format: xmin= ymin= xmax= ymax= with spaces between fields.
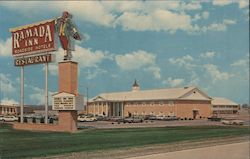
xmin=20 ymin=66 xmax=24 ymax=123
xmin=57 ymin=61 xmax=79 ymax=132
xmin=45 ymin=62 xmax=48 ymax=124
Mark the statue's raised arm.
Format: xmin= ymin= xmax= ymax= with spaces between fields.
xmin=55 ymin=11 xmax=82 ymax=61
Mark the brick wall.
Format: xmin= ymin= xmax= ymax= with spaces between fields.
xmin=13 ymin=122 xmax=76 ymax=133
xmin=88 ymin=100 xmax=212 ymax=119
xmin=175 ymin=100 xmax=211 ymax=119
xmin=58 ymin=61 xmax=78 ymax=95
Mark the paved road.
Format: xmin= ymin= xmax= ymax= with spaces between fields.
xmin=127 ymin=142 xmax=250 ymax=159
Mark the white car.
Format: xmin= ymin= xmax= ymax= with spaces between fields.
xmin=156 ymin=115 xmax=166 ymax=120
xmin=77 ymin=116 xmax=97 ymax=122
xmin=231 ymin=120 xmax=244 ymax=125
xmin=221 ymin=120 xmax=244 ymax=125
xmin=0 ymin=116 xmax=18 ymax=122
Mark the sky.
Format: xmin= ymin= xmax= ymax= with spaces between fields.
xmin=0 ymin=0 xmax=249 ymax=105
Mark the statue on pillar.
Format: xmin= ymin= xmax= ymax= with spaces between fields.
xmin=55 ymin=11 xmax=82 ymax=61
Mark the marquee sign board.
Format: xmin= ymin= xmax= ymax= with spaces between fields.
xmin=14 ymin=54 xmax=55 ymax=66
xmin=52 ymin=92 xmax=84 ymax=110
xmin=9 ymin=19 xmax=57 ymax=57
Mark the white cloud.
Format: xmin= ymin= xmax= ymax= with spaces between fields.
xmin=202 ymin=11 xmax=210 ymax=19
xmin=212 ymin=0 xmax=234 ymax=6
xmin=2 ymin=1 xmax=196 ymax=33
xmin=193 ymin=14 xmax=201 ymax=21
xmin=189 ymin=71 xmax=200 ymax=86
xmin=163 ymin=77 xmax=185 ymax=87
xmin=212 ymin=0 xmax=249 ymax=9
xmin=192 ymin=11 xmax=209 ymax=22
xmin=200 ymin=19 xmax=236 ymax=32
xmin=145 ymin=66 xmax=161 ymax=79
xmin=29 ymin=86 xmax=55 ymax=105
xmin=238 ymin=0 xmax=249 ymax=8
xmin=47 ymin=46 xmax=112 ymax=76
xmin=0 ymin=73 xmax=16 ymax=93
xmin=115 ymin=50 xmax=161 ymax=79
xmin=0 ymin=38 xmax=12 ymax=57
xmin=1 ymin=1 xmax=241 ymax=34
xmin=231 ymin=55 xmax=249 ymax=67
xmin=73 ymin=45 xmax=112 ymax=68
xmin=231 ymin=59 xmax=248 ymax=67
xmin=48 ymin=64 xmax=58 ymax=76
xmin=115 ymin=50 xmax=155 ymax=70
xmin=204 ymin=64 xmax=233 ymax=83
xmin=1 ymin=1 xmax=115 ymax=27
xmin=86 ymin=68 xmax=107 ymax=80
xmin=169 ymin=54 xmax=196 ymax=70
xmin=115 ymin=9 xmax=193 ymax=33
xmin=180 ymin=2 xmax=202 ymax=10
xmin=0 ymin=98 xmax=18 ymax=105
xmin=200 ymin=51 xmax=216 ymax=58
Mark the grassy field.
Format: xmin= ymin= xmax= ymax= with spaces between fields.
xmin=0 ymin=124 xmax=249 ymax=158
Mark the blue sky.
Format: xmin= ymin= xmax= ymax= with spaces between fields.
xmin=0 ymin=1 xmax=249 ymax=105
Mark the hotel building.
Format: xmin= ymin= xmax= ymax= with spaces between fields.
xmin=88 ymin=81 xmax=213 ymax=119
xmin=211 ymin=97 xmax=239 ymax=116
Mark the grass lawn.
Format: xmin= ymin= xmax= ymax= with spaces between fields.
xmin=0 ymin=124 xmax=249 ymax=158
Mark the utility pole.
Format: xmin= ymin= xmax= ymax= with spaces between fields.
xmin=44 ymin=62 xmax=48 ymax=124
xmin=20 ymin=66 xmax=24 ymax=123
xmin=0 ymin=79 xmax=1 ymax=104
xmin=86 ymin=87 xmax=88 ymax=114
xmin=0 ymin=80 xmax=2 ymax=112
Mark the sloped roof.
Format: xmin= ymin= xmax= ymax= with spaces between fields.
xmin=90 ymin=86 xmax=211 ymax=102
xmin=52 ymin=92 xmax=75 ymax=97
xmin=212 ymin=97 xmax=238 ymax=106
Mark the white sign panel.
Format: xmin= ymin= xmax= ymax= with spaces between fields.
xmin=52 ymin=92 xmax=84 ymax=110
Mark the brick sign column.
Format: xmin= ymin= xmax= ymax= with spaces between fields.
xmin=58 ymin=61 xmax=78 ymax=132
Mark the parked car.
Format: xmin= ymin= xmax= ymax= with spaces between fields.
xmin=95 ymin=115 xmax=105 ymax=121
xmin=221 ymin=119 xmax=244 ymax=125
xmin=0 ymin=115 xmax=18 ymax=122
xmin=165 ymin=116 xmax=180 ymax=121
xmin=77 ymin=115 xmax=97 ymax=122
xmin=144 ymin=115 xmax=157 ymax=120
xmin=208 ymin=116 xmax=222 ymax=121
xmin=123 ymin=117 xmax=143 ymax=123
xmin=231 ymin=120 xmax=244 ymax=125
xmin=106 ymin=117 xmax=123 ymax=122
xmin=156 ymin=115 xmax=166 ymax=120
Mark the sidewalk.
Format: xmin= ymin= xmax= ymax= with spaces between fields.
xmin=126 ymin=142 xmax=250 ymax=159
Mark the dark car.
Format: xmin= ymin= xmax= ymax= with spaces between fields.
xmin=123 ymin=117 xmax=143 ymax=123
xmin=208 ymin=116 xmax=222 ymax=121
xmin=144 ymin=115 xmax=157 ymax=120
xmin=164 ymin=116 xmax=180 ymax=121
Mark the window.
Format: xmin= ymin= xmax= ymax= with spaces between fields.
xmin=168 ymin=101 xmax=174 ymax=106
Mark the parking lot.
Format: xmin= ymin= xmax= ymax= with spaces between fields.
xmin=78 ymin=119 xmax=225 ymax=129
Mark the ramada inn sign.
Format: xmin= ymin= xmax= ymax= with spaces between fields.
xmin=11 ymin=20 xmax=56 ymax=57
